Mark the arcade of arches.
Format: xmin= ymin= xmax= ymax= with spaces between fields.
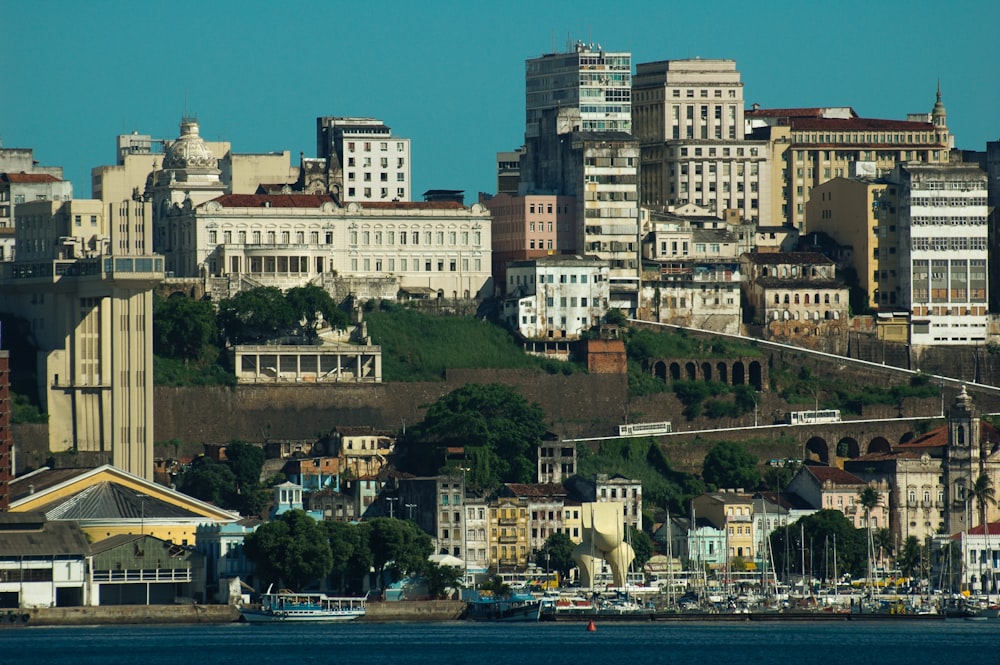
xmin=805 ymin=434 xmax=909 ymax=465
xmin=648 ymin=357 xmax=766 ymax=391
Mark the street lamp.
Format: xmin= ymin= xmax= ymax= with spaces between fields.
xmin=386 ymin=497 xmax=398 ymax=519
xmin=405 ymin=503 xmax=417 ymax=521
xmin=459 ymin=467 xmax=470 ymax=589
xmin=545 ymin=551 xmax=551 ymax=587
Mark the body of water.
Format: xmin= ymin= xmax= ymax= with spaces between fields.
xmin=3 ymin=620 xmax=998 ymax=665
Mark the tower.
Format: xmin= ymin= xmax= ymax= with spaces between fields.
xmin=945 ymin=386 xmax=980 ymax=533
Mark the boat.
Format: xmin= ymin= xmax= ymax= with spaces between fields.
xmin=465 ymin=591 xmax=542 ymax=622
xmin=240 ymin=589 xmax=367 ymax=623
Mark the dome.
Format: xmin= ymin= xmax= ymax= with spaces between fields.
xmin=162 ymin=118 xmax=217 ymax=170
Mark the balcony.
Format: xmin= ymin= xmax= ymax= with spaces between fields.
xmin=498 ymin=517 xmax=518 ymax=526
xmin=498 ymin=536 xmax=518 ymax=544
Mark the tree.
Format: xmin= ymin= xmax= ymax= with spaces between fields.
xmin=176 ymin=456 xmax=238 ymax=508
xmin=896 ymin=536 xmax=921 ymax=579
xmin=244 ymin=510 xmax=333 ymax=591
xmin=367 ymin=518 xmax=433 ymax=582
xmin=770 ymin=511 xmax=867 ymax=581
xmin=858 ymin=486 xmax=880 ymax=584
xmin=285 ymin=284 xmax=348 ymax=339
xmin=405 ymin=383 xmax=546 ymax=486
xmin=225 ymin=440 xmax=265 ymax=494
xmin=153 ymin=293 xmax=218 ymax=362
xmin=628 ymin=525 xmax=654 ymax=571
xmin=702 ymin=441 xmax=760 ymax=490
xmin=323 ymin=521 xmax=372 ymax=594
xmin=535 ymin=532 xmax=576 ymax=580
xmin=217 ymin=286 xmax=297 ymax=345
xmin=423 ymin=562 xmax=464 ymax=599
xmin=971 ymin=474 xmax=996 ymax=592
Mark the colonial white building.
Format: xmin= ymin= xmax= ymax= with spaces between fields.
xmin=503 ymin=255 xmax=609 ymax=339
xmin=161 ymin=194 xmax=492 ymax=300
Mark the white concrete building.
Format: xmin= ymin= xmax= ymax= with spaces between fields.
xmin=503 ymin=255 xmax=609 ymax=339
xmin=879 ymin=163 xmax=989 ymax=345
xmin=317 ymin=117 xmax=411 ymax=203
xmin=525 ymin=41 xmax=631 ymax=139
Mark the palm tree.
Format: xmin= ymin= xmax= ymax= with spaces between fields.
xmin=971 ymin=474 xmax=996 ymax=594
xmin=858 ymin=486 xmax=880 ymax=588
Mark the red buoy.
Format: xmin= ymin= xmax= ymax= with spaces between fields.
xmin=586 ymin=619 xmax=597 ymax=632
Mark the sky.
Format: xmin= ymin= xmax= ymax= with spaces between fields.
xmin=2 ymin=0 xmax=998 ymax=206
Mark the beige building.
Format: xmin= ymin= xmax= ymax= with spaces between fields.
xmin=741 ymin=252 xmax=848 ymax=341
xmin=806 ymin=176 xmax=886 ymax=311
xmin=0 ymin=198 xmax=163 ymax=479
xmin=691 ymin=490 xmax=756 ymax=562
xmin=633 ymin=59 xmax=772 ymax=223
xmin=490 ymin=495 xmax=531 ymax=571
xmin=746 ymin=92 xmax=951 ymax=229
xmin=92 ymin=121 xmax=297 ymax=207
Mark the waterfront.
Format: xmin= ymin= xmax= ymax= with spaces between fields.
xmin=4 ymin=620 xmax=999 ymax=665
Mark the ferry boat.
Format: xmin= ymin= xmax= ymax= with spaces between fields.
xmin=465 ymin=591 xmax=542 ymax=622
xmin=240 ymin=590 xmax=367 ymax=623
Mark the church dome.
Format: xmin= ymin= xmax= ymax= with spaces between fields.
xmin=162 ymin=118 xmax=217 ymax=169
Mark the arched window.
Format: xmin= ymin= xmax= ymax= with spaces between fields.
xmin=824 ymin=294 xmax=830 ymax=304
xmin=774 ymin=294 xmax=780 ymax=304
xmin=784 ymin=294 xmax=790 ymax=304
xmin=805 ymin=293 xmax=810 ymax=304
xmin=834 ymin=293 xmax=840 ymax=304
xmin=794 ymin=294 xmax=800 ymax=304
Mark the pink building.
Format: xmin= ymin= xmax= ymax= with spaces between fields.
xmin=480 ymin=192 xmax=576 ymax=294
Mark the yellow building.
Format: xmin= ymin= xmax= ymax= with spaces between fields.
xmin=8 ymin=465 xmax=238 ymax=546
xmin=806 ymin=177 xmax=886 ymax=311
xmin=489 ymin=496 xmax=530 ymax=571
xmin=691 ymin=490 xmax=756 ymax=563
xmin=747 ymin=93 xmax=950 ymax=229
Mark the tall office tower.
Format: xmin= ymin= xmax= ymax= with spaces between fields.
xmin=878 ymin=163 xmax=988 ymax=346
xmin=519 ymin=42 xmax=640 ymax=311
xmin=525 ymin=41 xmax=632 ymax=139
xmin=632 ymin=59 xmax=771 ymax=222
xmin=0 ymin=196 xmax=163 ymax=480
xmin=0 ymin=350 xmax=10 ymax=510
xmin=316 ymin=117 xmax=411 ymax=203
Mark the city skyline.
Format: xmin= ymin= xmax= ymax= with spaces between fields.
xmin=2 ymin=0 xmax=997 ymax=205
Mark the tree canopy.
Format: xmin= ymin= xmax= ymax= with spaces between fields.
xmin=702 ymin=441 xmax=761 ymax=491
xmin=535 ymin=532 xmax=577 ymax=579
xmin=770 ymin=510 xmax=867 ymax=580
xmin=175 ymin=456 xmax=238 ymax=508
xmin=244 ymin=510 xmax=333 ymax=591
xmin=153 ymin=293 xmax=218 ymax=361
xmin=217 ymin=286 xmax=297 ymax=345
xmin=405 ymin=383 xmax=547 ymax=487
xmin=366 ymin=517 xmax=434 ymax=580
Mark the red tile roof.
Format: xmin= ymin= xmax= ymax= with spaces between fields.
xmin=503 ymin=483 xmax=569 ymax=498
xmin=898 ymin=421 xmax=1000 ymax=451
xmin=808 ymin=466 xmax=866 ymax=486
xmin=959 ymin=523 xmax=1000 ymax=537
xmin=212 ymin=194 xmax=336 ymax=208
xmin=788 ymin=117 xmax=935 ymax=132
xmin=746 ymin=108 xmax=853 ymax=119
xmin=1 ymin=173 xmax=61 ymax=183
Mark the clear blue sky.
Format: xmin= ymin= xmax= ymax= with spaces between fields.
xmin=3 ymin=0 xmax=997 ymax=206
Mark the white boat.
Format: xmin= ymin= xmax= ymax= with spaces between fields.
xmin=241 ymin=590 xmax=367 ymax=623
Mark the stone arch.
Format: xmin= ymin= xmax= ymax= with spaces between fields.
xmin=748 ymin=361 xmax=763 ymax=390
xmin=805 ymin=437 xmax=830 ymax=465
xmin=685 ymin=362 xmax=697 ymax=380
xmin=701 ymin=362 xmax=713 ymax=381
xmin=654 ymin=361 xmax=668 ymax=383
xmin=836 ymin=437 xmax=860 ymax=459
xmin=669 ymin=362 xmax=681 ymax=381
xmin=732 ymin=361 xmax=746 ymax=385
xmin=716 ymin=362 xmax=729 ymax=385
xmin=868 ymin=437 xmax=892 ymax=455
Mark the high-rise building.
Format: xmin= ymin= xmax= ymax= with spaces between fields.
xmin=877 ymin=163 xmax=988 ymax=345
xmin=518 ymin=42 xmax=640 ymax=311
xmin=316 ymin=117 xmax=411 ymax=203
xmin=525 ymin=41 xmax=631 ymax=139
xmin=0 ymin=196 xmax=163 ymax=480
xmin=632 ymin=59 xmax=771 ymax=222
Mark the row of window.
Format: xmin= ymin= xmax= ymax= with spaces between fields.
xmin=346 ymin=171 xmax=406 ymax=182
xmin=911 ymin=238 xmax=988 ymax=251
xmin=350 ymin=257 xmax=482 ymax=273
xmin=350 ymin=230 xmax=481 ymax=247
xmin=346 ymin=141 xmax=406 ymax=152
xmin=910 ymin=196 xmax=987 ymax=206
xmin=792 ymin=133 xmax=942 ymax=147
xmin=544 ymin=296 xmax=592 ymax=308
xmin=346 ymin=156 xmax=405 ymax=168
xmin=910 ymin=216 xmax=987 ymax=225
xmin=772 ymin=293 xmax=841 ymax=305
xmin=346 ymin=187 xmax=405 ymax=199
